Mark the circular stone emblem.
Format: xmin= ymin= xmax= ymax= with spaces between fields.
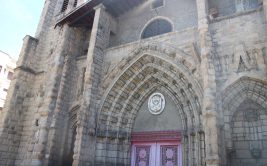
xmin=148 ymin=92 xmax=165 ymax=115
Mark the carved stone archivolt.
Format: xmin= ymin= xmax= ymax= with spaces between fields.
xmin=101 ymin=42 xmax=202 ymax=93
xmin=98 ymin=54 xmax=203 ymax=130
xmin=94 ymin=45 xmax=205 ymax=166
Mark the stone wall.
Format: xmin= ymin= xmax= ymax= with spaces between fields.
xmin=210 ymin=9 xmax=267 ymax=83
xmin=0 ymin=0 xmax=267 ymax=166
xmin=105 ymin=28 xmax=199 ymax=75
xmin=110 ymin=0 xmax=198 ymax=47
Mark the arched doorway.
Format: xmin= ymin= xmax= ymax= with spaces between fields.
xmin=95 ymin=44 xmax=205 ymax=165
xmin=230 ymin=100 xmax=266 ymax=165
xmin=131 ymin=90 xmax=183 ymax=166
xmin=222 ymin=77 xmax=267 ymax=166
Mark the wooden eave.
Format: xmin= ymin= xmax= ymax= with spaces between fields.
xmin=56 ymin=0 xmax=146 ymax=28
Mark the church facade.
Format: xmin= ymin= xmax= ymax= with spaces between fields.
xmin=0 ymin=0 xmax=267 ymax=166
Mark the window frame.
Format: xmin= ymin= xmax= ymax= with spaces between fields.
xmin=140 ymin=17 xmax=173 ymax=39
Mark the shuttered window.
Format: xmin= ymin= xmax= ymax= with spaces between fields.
xmin=73 ymin=0 xmax=78 ymax=7
xmin=61 ymin=0 xmax=69 ymax=12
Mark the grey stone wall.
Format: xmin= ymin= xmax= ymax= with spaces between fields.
xmin=209 ymin=10 xmax=267 ymax=86
xmin=0 ymin=1 xmax=267 ymax=166
xmin=105 ymin=28 xmax=199 ymax=75
xmin=110 ymin=0 xmax=198 ymax=47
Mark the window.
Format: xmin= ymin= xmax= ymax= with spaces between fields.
xmin=0 ymin=66 xmax=2 ymax=73
xmin=152 ymin=0 xmax=164 ymax=9
xmin=7 ymin=72 xmax=13 ymax=80
xmin=61 ymin=0 xmax=69 ymax=12
xmin=3 ymin=88 xmax=8 ymax=92
xmin=73 ymin=0 xmax=78 ymax=7
xmin=236 ymin=0 xmax=260 ymax=12
xmin=142 ymin=19 xmax=172 ymax=39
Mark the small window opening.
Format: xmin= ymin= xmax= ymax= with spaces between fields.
xmin=3 ymin=88 xmax=8 ymax=92
xmin=0 ymin=66 xmax=2 ymax=73
xmin=80 ymin=68 xmax=86 ymax=94
xmin=61 ymin=0 xmax=69 ymax=12
xmin=7 ymin=72 xmax=13 ymax=80
xmin=83 ymin=49 xmax=88 ymax=55
xmin=35 ymin=119 xmax=39 ymax=126
xmin=73 ymin=0 xmax=78 ymax=7
xmin=152 ymin=0 xmax=164 ymax=9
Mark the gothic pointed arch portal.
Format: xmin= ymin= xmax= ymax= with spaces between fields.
xmin=95 ymin=44 xmax=205 ymax=165
xmin=222 ymin=77 xmax=267 ymax=166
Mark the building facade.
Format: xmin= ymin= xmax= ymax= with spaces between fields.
xmin=0 ymin=0 xmax=267 ymax=166
xmin=0 ymin=51 xmax=16 ymax=111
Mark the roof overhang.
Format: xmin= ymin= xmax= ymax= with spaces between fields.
xmin=56 ymin=0 xmax=102 ymax=28
xmin=56 ymin=0 xmax=146 ymax=28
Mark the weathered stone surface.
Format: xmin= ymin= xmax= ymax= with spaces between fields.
xmin=0 ymin=0 xmax=267 ymax=166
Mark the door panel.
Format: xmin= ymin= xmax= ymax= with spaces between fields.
xmin=160 ymin=145 xmax=178 ymax=166
xmin=132 ymin=142 xmax=181 ymax=166
xmin=135 ymin=146 xmax=151 ymax=166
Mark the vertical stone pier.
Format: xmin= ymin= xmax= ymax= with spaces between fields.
xmin=196 ymin=0 xmax=220 ymax=166
xmin=32 ymin=25 xmax=73 ymax=166
xmin=0 ymin=36 xmax=38 ymax=166
xmin=73 ymin=4 xmax=114 ymax=166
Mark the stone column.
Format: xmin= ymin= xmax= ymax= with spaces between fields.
xmin=73 ymin=4 xmax=112 ymax=166
xmin=196 ymin=0 xmax=219 ymax=166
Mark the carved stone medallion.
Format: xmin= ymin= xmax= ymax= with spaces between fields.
xmin=148 ymin=92 xmax=165 ymax=115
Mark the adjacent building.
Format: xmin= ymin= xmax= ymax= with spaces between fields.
xmin=0 ymin=0 xmax=267 ymax=166
xmin=0 ymin=51 xmax=16 ymax=111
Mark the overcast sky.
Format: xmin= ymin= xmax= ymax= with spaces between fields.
xmin=0 ymin=0 xmax=45 ymax=59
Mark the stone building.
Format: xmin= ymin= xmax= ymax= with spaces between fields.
xmin=0 ymin=51 xmax=16 ymax=111
xmin=0 ymin=0 xmax=267 ymax=165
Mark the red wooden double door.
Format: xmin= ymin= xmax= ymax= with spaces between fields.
xmin=131 ymin=131 xmax=182 ymax=166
